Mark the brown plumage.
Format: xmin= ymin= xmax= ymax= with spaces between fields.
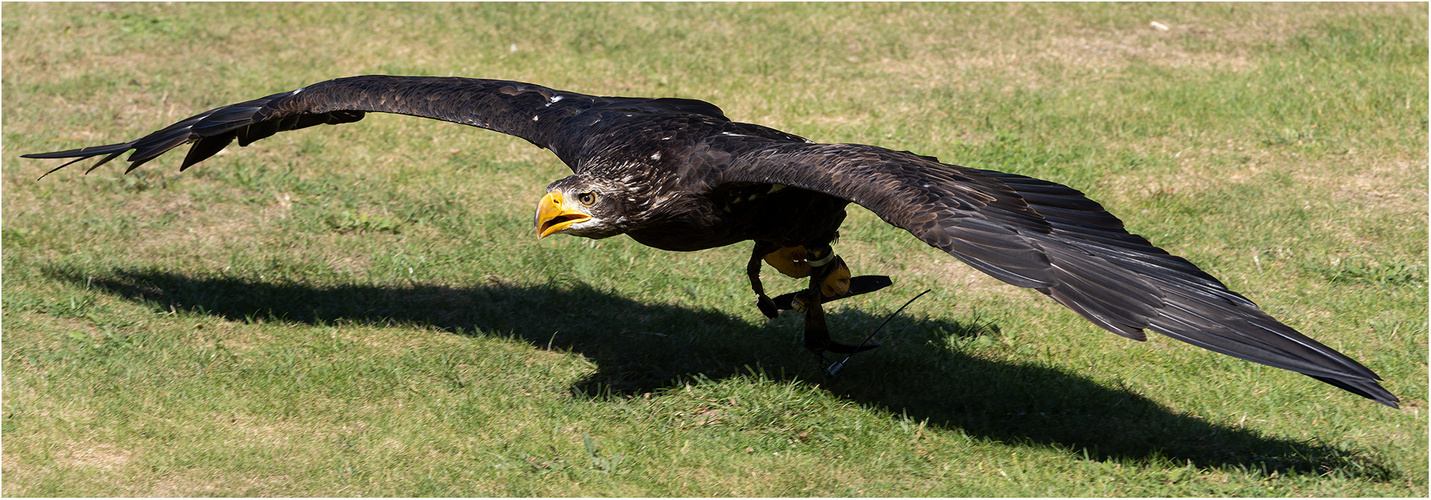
xmin=23 ymin=75 xmax=1398 ymax=408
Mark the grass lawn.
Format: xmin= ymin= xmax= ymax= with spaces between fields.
xmin=2 ymin=3 xmax=1426 ymax=496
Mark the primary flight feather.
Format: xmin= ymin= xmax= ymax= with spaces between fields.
xmin=23 ymin=75 xmax=1398 ymax=408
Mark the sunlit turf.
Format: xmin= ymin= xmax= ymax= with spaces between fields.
xmin=2 ymin=3 xmax=1426 ymax=496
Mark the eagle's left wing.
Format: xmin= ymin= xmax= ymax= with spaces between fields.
xmin=710 ymin=139 xmax=1397 ymax=407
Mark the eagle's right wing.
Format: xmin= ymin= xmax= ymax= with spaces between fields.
xmin=23 ymin=75 xmax=728 ymax=176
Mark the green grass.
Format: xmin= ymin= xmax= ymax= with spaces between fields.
xmin=2 ymin=3 xmax=1426 ymax=496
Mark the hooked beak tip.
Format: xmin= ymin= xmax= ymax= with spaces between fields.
xmin=535 ymin=191 xmax=588 ymax=239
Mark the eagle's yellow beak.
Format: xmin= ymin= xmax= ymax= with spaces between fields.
xmin=535 ymin=191 xmax=590 ymax=239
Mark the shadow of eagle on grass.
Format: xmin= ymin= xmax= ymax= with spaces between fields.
xmin=23 ymin=75 xmax=1398 ymax=408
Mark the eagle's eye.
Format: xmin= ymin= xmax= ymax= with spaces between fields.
xmin=576 ymin=191 xmax=597 ymax=206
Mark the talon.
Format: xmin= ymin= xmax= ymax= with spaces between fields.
xmin=756 ymin=294 xmax=778 ymax=318
xmin=821 ymin=261 xmax=851 ymax=297
xmin=763 ymin=246 xmax=811 ymax=278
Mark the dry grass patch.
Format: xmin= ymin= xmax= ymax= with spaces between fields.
xmin=1048 ymin=27 xmax=1255 ymax=73
xmin=1314 ymin=157 xmax=1427 ymax=213
xmin=140 ymin=468 xmax=299 ymax=497
xmin=58 ymin=441 xmax=133 ymax=472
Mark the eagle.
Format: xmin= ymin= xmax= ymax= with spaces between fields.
xmin=23 ymin=75 xmax=1397 ymax=408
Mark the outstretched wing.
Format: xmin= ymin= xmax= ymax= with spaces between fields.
xmin=23 ymin=75 xmax=730 ymax=176
xmin=714 ymin=139 xmax=1398 ymax=407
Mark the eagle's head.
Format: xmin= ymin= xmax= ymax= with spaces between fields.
xmin=535 ymin=174 xmax=638 ymax=239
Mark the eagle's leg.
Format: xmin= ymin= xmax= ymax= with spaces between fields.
xmin=747 ymin=242 xmax=781 ymax=319
xmin=762 ymin=245 xmax=812 ymax=279
xmin=758 ymin=244 xmax=851 ymax=299
xmin=800 ymin=246 xmax=878 ymax=356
